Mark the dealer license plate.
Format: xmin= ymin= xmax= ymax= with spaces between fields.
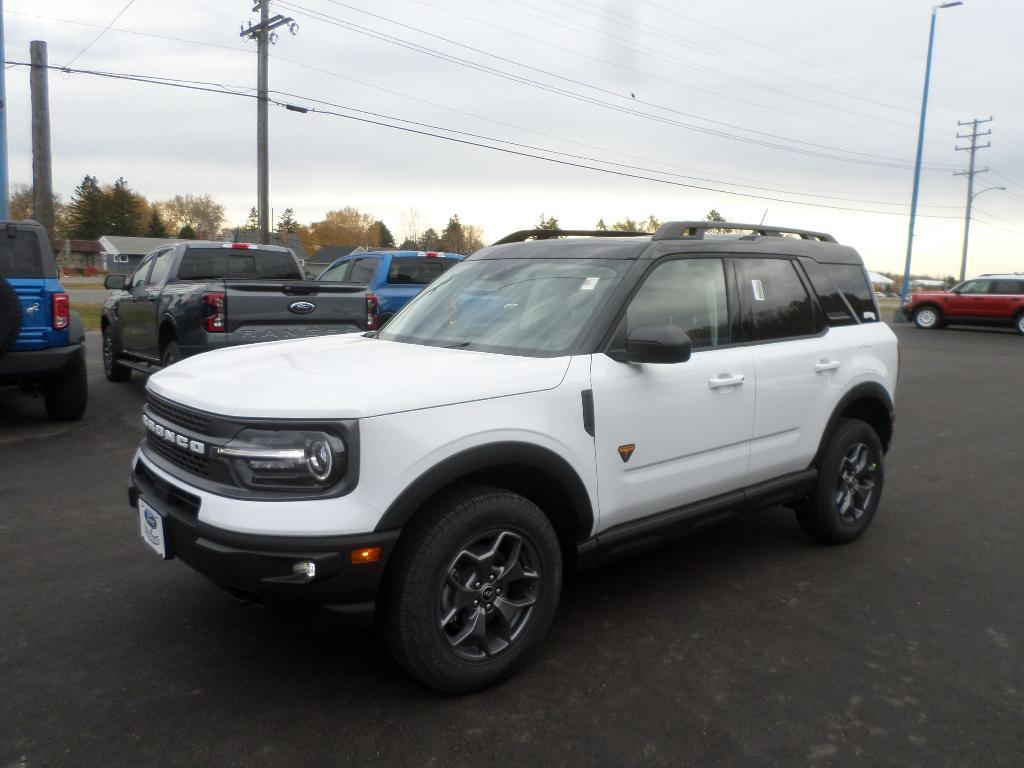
xmin=138 ymin=499 xmax=168 ymax=558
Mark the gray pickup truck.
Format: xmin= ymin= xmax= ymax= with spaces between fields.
xmin=101 ymin=241 xmax=372 ymax=381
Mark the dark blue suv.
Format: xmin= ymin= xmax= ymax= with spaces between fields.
xmin=0 ymin=220 xmax=87 ymax=420
xmin=317 ymin=250 xmax=462 ymax=325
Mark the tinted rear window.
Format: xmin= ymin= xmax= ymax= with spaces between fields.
xmin=801 ymin=259 xmax=857 ymax=325
xmin=387 ymin=257 xmax=458 ymax=285
xmin=0 ymin=231 xmax=46 ymax=277
xmin=990 ymin=279 xmax=1024 ymax=294
xmin=821 ymin=263 xmax=878 ymax=322
xmin=177 ymin=248 xmax=301 ymax=280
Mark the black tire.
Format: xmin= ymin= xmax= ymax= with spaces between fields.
xmin=43 ymin=353 xmax=88 ymax=421
xmin=797 ymin=418 xmax=884 ymax=544
xmin=0 ymin=277 xmax=21 ymax=360
xmin=102 ymin=327 xmax=132 ymax=382
xmin=913 ymin=305 xmax=942 ymax=330
xmin=381 ymin=485 xmax=562 ymax=693
xmin=161 ymin=340 xmax=181 ymax=368
xmin=1014 ymin=312 xmax=1024 ymax=336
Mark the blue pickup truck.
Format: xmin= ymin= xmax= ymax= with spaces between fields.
xmin=0 ymin=220 xmax=88 ymax=420
xmin=317 ymin=250 xmax=462 ymax=325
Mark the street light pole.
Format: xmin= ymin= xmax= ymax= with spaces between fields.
xmin=958 ymin=184 xmax=1005 ymax=281
xmin=900 ymin=2 xmax=962 ymax=302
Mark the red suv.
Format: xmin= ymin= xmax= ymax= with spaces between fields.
xmin=903 ymin=274 xmax=1024 ymax=335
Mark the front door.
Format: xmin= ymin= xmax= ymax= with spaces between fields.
xmin=591 ymin=256 xmax=755 ymax=532
xmin=118 ymin=254 xmax=156 ymax=354
xmin=945 ymin=278 xmax=991 ymax=319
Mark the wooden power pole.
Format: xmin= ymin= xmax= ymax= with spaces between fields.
xmin=30 ymin=40 xmax=55 ymax=239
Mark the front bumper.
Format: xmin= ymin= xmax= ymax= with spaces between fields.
xmin=900 ymin=305 xmax=914 ymax=319
xmin=0 ymin=342 xmax=83 ymax=383
xmin=130 ymin=456 xmax=399 ymax=621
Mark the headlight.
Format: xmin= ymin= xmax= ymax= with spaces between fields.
xmin=215 ymin=429 xmax=346 ymax=490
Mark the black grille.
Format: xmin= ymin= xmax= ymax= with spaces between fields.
xmin=146 ymin=434 xmax=210 ymax=477
xmin=146 ymin=395 xmax=211 ymax=434
xmin=134 ymin=460 xmax=201 ymax=517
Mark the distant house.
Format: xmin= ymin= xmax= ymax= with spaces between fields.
xmin=98 ymin=235 xmax=180 ymax=275
xmin=52 ymin=239 xmax=102 ymax=273
xmin=304 ymin=245 xmax=367 ymax=278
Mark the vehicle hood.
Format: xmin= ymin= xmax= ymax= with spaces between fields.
xmin=146 ymin=334 xmax=572 ymax=419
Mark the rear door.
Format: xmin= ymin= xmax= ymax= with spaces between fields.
xmin=736 ymin=256 xmax=855 ymax=484
xmin=986 ymin=279 xmax=1024 ymax=320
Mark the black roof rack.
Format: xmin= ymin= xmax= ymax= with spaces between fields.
xmin=651 ymin=221 xmax=837 ymax=243
xmin=492 ymin=228 xmax=649 ymax=245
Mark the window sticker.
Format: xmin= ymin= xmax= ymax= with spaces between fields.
xmin=751 ymin=279 xmax=765 ymax=301
xmin=863 ymin=311 xmax=876 ymax=320
xmin=580 ymin=277 xmax=600 ymax=291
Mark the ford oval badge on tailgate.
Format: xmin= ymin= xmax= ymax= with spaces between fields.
xmin=289 ymin=301 xmax=316 ymax=314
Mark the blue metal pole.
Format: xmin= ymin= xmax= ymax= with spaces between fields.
xmin=901 ymin=9 xmax=939 ymax=303
xmin=0 ymin=0 xmax=9 ymax=219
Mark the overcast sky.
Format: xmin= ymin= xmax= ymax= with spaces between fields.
xmin=4 ymin=0 xmax=1024 ymax=276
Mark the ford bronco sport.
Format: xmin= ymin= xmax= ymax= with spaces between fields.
xmin=902 ymin=273 xmax=1024 ymax=334
xmin=126 ymin=222 xmax=898 ymax=692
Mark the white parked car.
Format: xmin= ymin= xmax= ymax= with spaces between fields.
xmin=128 ymin=221 xmax=898 ymax=692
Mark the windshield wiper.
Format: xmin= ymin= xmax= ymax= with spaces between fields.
xmin=441 ymin=341 xmax=473 ymax=349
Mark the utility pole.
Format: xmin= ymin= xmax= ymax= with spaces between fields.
xmin=31 ymin=41 xmax=55 ymax=240
xmin=240 ymin=2 xmax=297 ymax=245
xmin=0 ymin=0 xmax=10 ymax=220
xmin=955 ymin=117 xmax=992 ymax=282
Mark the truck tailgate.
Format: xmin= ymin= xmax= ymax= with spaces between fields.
xmin=222 ymin=280 xmax=367 ymax=344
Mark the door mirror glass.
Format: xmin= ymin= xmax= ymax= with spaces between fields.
xmin=104 ymin=274 xmax=126 ymax=290
xmin=618 ymin=325 xmax=692 ymax=364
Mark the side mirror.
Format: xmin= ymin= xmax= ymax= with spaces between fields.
xmin=104 ymin=274 xmax=127 ymax=290
xmin=613 ymin=325 xmax=692 ymax=364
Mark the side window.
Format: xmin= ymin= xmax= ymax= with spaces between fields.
xmin=819 ymin=263 xmax=878 ymax=323
xmin=130 ymin=255 xmax=156 ymax=289
xmin=959 ymin=280 xmax=991 ymax=295
xmin=988 ymin=279 xmax=1023 ymax=294
xmin=319 ymin=260 xmax=352 ymax=282
xmin=625 ymin=258 xmax=730 ymax=349
xmin=348 ymin=257 xmax=380 ymax=285
xmin=736 ymin=258 xmax=816 ymax=341
xmin=146 ymin=249 xmax=173 ymax=286
xmin=800 ymin=259 xmax=856 ymax=325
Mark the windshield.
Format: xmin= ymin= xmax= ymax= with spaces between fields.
xmin=378 ymin=258 xmax=630 ymax=356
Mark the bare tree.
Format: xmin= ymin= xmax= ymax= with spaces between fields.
xmin=159 ymin=194 xmax=226 ymax=240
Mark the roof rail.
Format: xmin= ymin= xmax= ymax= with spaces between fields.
xmin=651 ymin=221 xmax=837 ymax=243
xmin=492 ymin=228 xmax=649 ymax=245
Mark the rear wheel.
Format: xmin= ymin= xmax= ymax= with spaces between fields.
xmin=381 ymin=485 xmax=562 ymax=693
xmin=797 ymin=418 xmax=884 ymax=544
xmin=913 ymin=306 xmax=941 ymax=330
xmin=102 ymin=328 xmax=132 ymax=382
xmin=43 ymin=354 xmax=88 ymax=421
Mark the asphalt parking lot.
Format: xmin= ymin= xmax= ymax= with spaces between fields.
xmin=1 ymin=325 xmax=1021 ymax=768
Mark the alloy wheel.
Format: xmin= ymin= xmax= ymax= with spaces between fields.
xmin=915 ymin=308 xmax=937 ymax=328
xmin=102 ymin=332 xmax=113 ymax=374
xmin=835 ymin=442 xmax=877 ymax=523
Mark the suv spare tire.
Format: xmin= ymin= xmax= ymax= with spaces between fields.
xmin=0 ymin=277 xmax=21 ymax=360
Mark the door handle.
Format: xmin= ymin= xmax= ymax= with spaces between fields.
xmin=708 ymin=373 xmax=745 ymax=389
xmin=814 ymin=360 xmax=842 ymax=373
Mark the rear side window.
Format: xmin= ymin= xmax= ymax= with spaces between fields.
xmin=177 ymin=248 xmax=302 ymax=280
xmin=989 ymin=279 xmax=1024 ymax=294
xmin=736 ymin=258 xmax=816 ymax=341
xmin=347 ymin=257 xmax=380 ymax=285
xmin=801 ymin=259 xmax=857 ymax=325
xmin=820 ymin=263 xmax=878 ymax=323
xmin=387 ymin=257 xmax=458 ymax=285
xmin=0 ymin=231 xmax=45 ymax=277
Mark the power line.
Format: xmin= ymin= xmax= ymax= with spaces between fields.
xmin=64 ymin=0 xmax=140 ymax=68
xmin=4 ymin=60 xmax=965 ymax=220
xmin=279 ymin=1 xmax=955 ymax=171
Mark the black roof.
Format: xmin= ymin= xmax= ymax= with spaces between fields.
xmin=475 ymin=223 xmax=863 ymax=266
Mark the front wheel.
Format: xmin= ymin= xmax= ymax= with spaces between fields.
xmin=381 ymin=485 xmax=562 ymax=693
xmin=102 ymin=328 xmax=132 ymax=382
xmin=797 ymin=418 xmax=884 ymax=544
xmin=913 ymin=306 xmax=941 ymax=330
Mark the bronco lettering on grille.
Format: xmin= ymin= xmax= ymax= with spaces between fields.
xmin=142 ymin=413 xmax=206 ymax=455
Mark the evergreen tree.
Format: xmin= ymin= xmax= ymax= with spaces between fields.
xmin=146 ymin=208 xmax=169 ymax=237
xmin=595 ymin=218 xmax=608 ymax=231
xmin=419 ymin=228 xmax=441 ymax=250
xmin=107 ymin=177 xmax=144 ymax=235
xmin=439 ymin=215 xmax=466 ymax=253
xmin=178 ymin=224 xmax=196 ymax=239
xmin=537 ymin=213 xmax=559 ymax=230
xmin=67 ymin=175 xmax=108 ymax=239
xmin=376 ymin=220 xmax=396 ymax=248
xmin=245 ymin=206 xmax=259 ymax=230
xmin=278 ymin=208 xmax=298 ymax=233
xmin=399 ymin=238 xmax=418 ymax=250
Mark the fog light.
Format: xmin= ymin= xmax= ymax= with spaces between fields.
xmin=351 ymin=546 xmax=381 ymax=565
xmin=293 ymin=560 xmax=316 ymax=578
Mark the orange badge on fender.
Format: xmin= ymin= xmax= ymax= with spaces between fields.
xmin=617 ymin=444 xmax=635 ymax=463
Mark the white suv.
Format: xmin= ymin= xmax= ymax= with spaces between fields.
xmin=128 ymin=222 xmax=898 ymax=692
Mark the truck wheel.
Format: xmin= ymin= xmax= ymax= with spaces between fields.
xmin=913 ymin=306 xmax=941 ymax=329
xmin=102 ymin=328 xmax=132 ymax=382
xmin=161 ymin=341 xmax=181 ymax=368
xmin=43 ymin=353 xmax=89 ymax=421
xmin=797 ymin=418 xmax=884 ymax=544
xmin=0 ymin=277 xmax=21 ymax=360
xmin=381 ymin=485 xmax=562 ymax=693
